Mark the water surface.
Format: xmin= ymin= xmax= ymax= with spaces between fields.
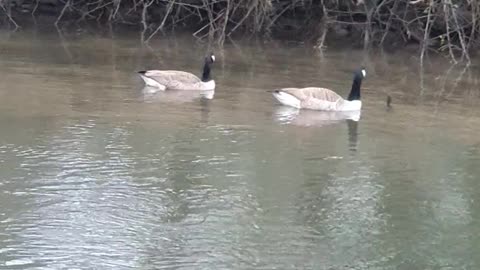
xmin=1 ymin=30 xmax=480 ymax=269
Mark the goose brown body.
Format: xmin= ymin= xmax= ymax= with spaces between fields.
xmin=138 ymin=54 xmax=215 ymax=91
xmin=275 ymin=87 xmax=346 ymax=110
xmin=138 ymin=70 xmax=214 ymax=90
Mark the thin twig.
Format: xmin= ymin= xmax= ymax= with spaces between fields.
xmin=146 ymin=0 xmax=175 ymax=42
xmin=55 ymin=0 xmax=71 ymax=27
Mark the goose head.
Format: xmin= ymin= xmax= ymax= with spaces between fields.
xmin=205 ymin=53 xmax=215 ymax=64
xmin=355 ymin=66 xmax=367 ymax=79
xmin=201 ymin=53 xmax=215 ymax=82
xmin=347 ymin=67 xmax=366 ymax=101
xmin=351 ymin=66 xmax=367 ymax=83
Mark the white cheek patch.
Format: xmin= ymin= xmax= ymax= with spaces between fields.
xmin=362 ymin=69 xmax=366 ymax=77
xmin=211 ymin=55 xmax=216 ymax=62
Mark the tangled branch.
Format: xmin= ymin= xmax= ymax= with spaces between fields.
xmin=0 ymin=0 xmax=479 ymax=61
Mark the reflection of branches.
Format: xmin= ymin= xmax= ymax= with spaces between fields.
xmin=0 ymin=1 xmax=19 ymax=30
xmin=32 ymin=0 xmax=40 ymax=16
xmin=145 ymin=0 xmax=174 ymax=43
xmin=314 ymin=2 xmax=328 ymax=53
xmin=420 ymin=0 xmax=433 ymax=66
xmin=445 ymin=63 xmax=470 ymax=99
xmin=55 ymin=0 xmax=71 ymax=27
xmin=143 ymin=43 xmax=165 ymax=67
xmin=419 ymin=60 xmax=426 ymax=98
xmin=417 ymin=60 xmax=473 ymax=109
xmin=55 ymin=27 xmax=74 ymax=63
xmin=436 ymin=63 xmax=457 ymax=100
xmin=140 ymin=0 xmax=154 ymax=43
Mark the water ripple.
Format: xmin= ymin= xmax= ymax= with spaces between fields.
xmin=2 ymin=43 xmax=480 ymax=269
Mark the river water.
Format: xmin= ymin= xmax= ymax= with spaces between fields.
xmin=0 ymin=29 xmax=480 ymax=269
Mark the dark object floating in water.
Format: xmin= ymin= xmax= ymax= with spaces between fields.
xmin=386 ymin=95 xmax=392 ymax=110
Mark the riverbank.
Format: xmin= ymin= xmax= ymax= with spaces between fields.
xmin=1 ymin=0 xmax=479 ymax=61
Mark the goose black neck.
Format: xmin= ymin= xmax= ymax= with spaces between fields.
xmin=201 ymin=61 xmax=211 ymax=82
xmin=347 ymin=75 xmax=362 ymax=101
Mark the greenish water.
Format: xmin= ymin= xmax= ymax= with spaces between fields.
xmin=1 ymin=30 xmax=480 ymax=269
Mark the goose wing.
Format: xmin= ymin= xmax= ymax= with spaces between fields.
xmin=279 ymin=87 xmax=344 ymax=110
xmin=280 ymin=87 xmax=343 ymax=102
xmin=143 ymin=70 xmax=202 ymax=88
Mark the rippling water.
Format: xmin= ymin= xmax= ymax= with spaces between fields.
xmin=1 ymin=29 xmax=480 ymax=269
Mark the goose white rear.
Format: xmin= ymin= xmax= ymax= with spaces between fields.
xmin=272 ymin=91 xmax=301 ymax=109
xmin=140 ymin=75 xmax=167 ymax=90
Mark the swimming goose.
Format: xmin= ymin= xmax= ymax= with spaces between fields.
xmin=138 ymin=53 xmax=216 ymax=91
xmin=271 ymin=67 xmax=366 ymax=111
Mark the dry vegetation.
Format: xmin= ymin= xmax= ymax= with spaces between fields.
xmin=1 ymin=0 xmax=479 ymax=60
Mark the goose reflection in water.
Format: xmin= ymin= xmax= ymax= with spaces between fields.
xmin=274 ymin=106 xmax=361 ymax=126
xmin=346 ymin=119 xmax=358 ymax=152
xmin=141 ymin=86 xmax=215 ymax=103
xmin=274 ymin=106 xmax=359 ymax=151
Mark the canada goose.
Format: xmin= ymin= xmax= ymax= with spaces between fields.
xmin=138 ymin=53 xmax=216 ymax=91
xmin=271 ymin=67 xmax=366 ymax=111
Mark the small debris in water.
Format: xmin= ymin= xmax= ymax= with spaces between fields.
xmin=323 ymin=156 xmax=344 ymax=160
